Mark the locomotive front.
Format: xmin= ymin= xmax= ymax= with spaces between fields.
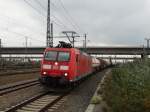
xmin=40 ymin=48 xmax=72 ymax=86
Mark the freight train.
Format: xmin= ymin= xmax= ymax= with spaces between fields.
xmin=40 ymin=42 xmax=109 ymax=86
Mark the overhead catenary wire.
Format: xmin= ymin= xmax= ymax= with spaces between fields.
xmin=51 ymin=16 xmax=69 ymax=29
xmin=24 ymin=0 xmax=71 ymax=41
xmin=34 ymin=0 xmax=70 ymax=30
xmin=23 ymin=0 xmax=46 ymax=17
xmin=24 ymin=0 xmax=84 ymax=34
xmin=24 ymin=0 xmax=70 ymax=31
xmin=57 ymin=0 xmax=82 ymax=33
xmin=23 ymin=0 xmax=77 ymax=45
xmin=0 ymin=0 xmax=84 ymax=47
xmin=0 ymin=26 xmax=46 ymax=44
xmin=34 ymin=0 xmax=81 ymax=32
xmin=35 ymin=0 xmax=47 ymax=10
xmin=0 ymin=14 xmax=45 ymax=37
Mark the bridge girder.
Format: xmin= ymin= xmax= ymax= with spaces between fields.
xmin=0 ymin=47 xmax=149 ymax=55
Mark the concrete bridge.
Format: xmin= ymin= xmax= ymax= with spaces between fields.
xmin=0 ymin=46 xmax=149 ymax=56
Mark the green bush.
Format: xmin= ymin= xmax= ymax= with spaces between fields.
xmin=103 ymin=59 xmax=150 ymax=112
xmin=91 ymin=95 xmax=102 ymax=104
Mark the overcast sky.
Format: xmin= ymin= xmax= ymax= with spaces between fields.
xmin=0 ymin=0 xmax=150 ymax=47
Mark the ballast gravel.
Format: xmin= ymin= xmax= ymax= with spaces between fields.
xmin=56 ymin=69 xmax=110 ymax=112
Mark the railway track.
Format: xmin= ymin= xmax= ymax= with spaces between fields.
xmin=0 ymin=66 xmax=39 ymax=71
xmin=0 ymin=69 xmax=40 ymax=76
xmin=4 ymin=91 xmax=69 ymax=112
xmin=0 ymin=79 xmax=40 ymax=96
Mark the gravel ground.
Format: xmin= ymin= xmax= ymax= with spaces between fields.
xmin=0 ymin=84 xmax=45 ymax=111
xmin=0 ymin=68 xmax=39 ymax=75
xmin=0 ymin=68 xmax=110 ymax=111
xmin=56 ymin=69 xmax=110 ymax=112
xmin=0 ymin=72 xmax=40 ymax=86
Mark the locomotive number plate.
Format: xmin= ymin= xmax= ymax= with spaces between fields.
xmin=53 ymin=65 xmax=59 ymax=70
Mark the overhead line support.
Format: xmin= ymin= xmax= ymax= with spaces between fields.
xmin=0 ymin=39 xmax=1 ymax=57
xmin=62 ymin=31 xmax=79 ymax=48
xmin=47 ymin=0 xmax=53 ymax=47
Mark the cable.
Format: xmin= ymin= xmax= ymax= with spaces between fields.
xmin=24 ymin=0 xmax=71 ymax=31
xmin=35 ymin=0 xmax=47 ymax=10
xmin=23 ymin=1 xmax=70 ymax=29
xmin=57 ymin=0 xmax=82 ymax=32
xmin=42 ymin=0 xmax=59 ymax=11
xmin=0 ymin=14 xmax=45 ymax=37
xmin=34 ymin=0 xmax=71 ymax=30
xmin=23 ymin=0 xmax=46 ymax=17
xmin=36 ymin=0 xmax=79 ymax=32
xmin=23 ymin=0 xmax=82 ymax=40
xmin=0 ymin=26 xmax=46 ymax=44
xmin=23 ymin=0 xmax=82 ymax=33
xmin=51 ymin=16 xmax=69 ymax=29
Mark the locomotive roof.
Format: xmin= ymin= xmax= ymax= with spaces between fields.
xmin=44 ymin=47 xmax=90 ymax=56
xmin=44 ymin=47 xmax=78 ymax=52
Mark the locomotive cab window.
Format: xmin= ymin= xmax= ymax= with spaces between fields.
xmin=44 ymin=51 xmax=70 ymax=61
xmin=44 ymin=51 xmax=57 ymax=61
xmin=58 ymin=52 xmax=70 ymax=61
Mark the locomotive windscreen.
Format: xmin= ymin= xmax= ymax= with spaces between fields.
xmin=44 ymin=51 xmax=70 ymax=61
xmin=58 ymin=52 xmax=70 ymax=61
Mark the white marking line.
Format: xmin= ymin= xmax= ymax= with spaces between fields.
xmin=85 ymin=104 xmax=95 ymax=112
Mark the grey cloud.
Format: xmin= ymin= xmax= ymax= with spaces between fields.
xmin=0 ymin=0 xmax=150 ymax=46
xmin=61 ymin=0 xmax=149 ymax=46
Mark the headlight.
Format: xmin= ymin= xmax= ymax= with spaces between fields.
xmin=43 ymin=64 xmax=51 ymax=69
xmin=64 ymin=73 xmax=68 ymax=76
xmin=43 ymin=72 xmax=47 ymax=75
xmin=60 ymin=66 xmax=69 ymax=70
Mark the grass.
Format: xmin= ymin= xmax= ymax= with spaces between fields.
xmin=102 ymin=59 xmax=150 ymax=112
xmin=91 ymin=95 xmax=102 ymax=104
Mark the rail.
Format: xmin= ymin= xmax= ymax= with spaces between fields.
xmin=0 ymin=79 xmax=40 ymax=95
xmin=5 ymin=90 xmax=70 ymax=112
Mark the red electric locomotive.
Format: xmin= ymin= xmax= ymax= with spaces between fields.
xmin=40 ymin=47 xmax=93 ymax=86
